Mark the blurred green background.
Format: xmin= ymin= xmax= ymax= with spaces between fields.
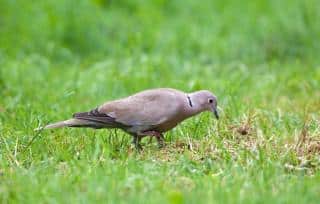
xmin=1 ymin=0 xmax=319 ymax=61
xmin=0 ymin=0 xmax=319 ymax=203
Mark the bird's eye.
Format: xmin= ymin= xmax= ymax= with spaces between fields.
xmin=208 ymin=99 xmax=214 ymax=103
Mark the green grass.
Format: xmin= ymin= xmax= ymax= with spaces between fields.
xmin=0 ymin=0 xmax=320 ymax=203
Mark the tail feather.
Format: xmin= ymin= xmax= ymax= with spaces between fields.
xmin=34 ymin=118 xmax=104 ymax=131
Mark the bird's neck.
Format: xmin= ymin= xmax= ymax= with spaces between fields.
xmin=186 ymin=93 xmax=204 ymax=116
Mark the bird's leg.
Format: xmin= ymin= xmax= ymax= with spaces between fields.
xmin=139 ymin=131 xmax=165 ymax=148
xmin=156 ymin=134 xmax=165 ymax=148
xmin=132 ymin=135 xmax=142 ymax=151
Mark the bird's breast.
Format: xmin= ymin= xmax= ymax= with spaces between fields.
xmin=154 ymin=114 xmax=188 ymax=132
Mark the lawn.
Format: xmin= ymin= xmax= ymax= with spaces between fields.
xmin=0 ymin=0 xmax=320 ymax=203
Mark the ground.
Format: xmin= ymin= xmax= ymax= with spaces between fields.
xmin=0 ymin=0 xmax=320 ymax=203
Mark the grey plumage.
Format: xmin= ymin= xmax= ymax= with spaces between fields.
xmin=38 ymin=88 xmax=219 ymax=149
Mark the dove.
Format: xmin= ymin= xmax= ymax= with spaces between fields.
xmin=38 ymin=88 xmax=219 ymax=150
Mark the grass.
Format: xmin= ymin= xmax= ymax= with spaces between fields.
xmin=0 ymin=0 xmax=320 ymax=203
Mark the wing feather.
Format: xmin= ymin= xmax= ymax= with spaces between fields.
xmin=98 ymin=89 xmax=185 ymax=127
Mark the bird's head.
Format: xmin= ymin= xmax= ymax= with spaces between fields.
xmin=188 ymin=90 xmax=219 ymax=119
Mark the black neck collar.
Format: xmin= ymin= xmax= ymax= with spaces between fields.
xmin=187 ymin=95 xmax=193 ymax=107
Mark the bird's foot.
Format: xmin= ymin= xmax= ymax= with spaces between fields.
xmin=135 ymin=143 xmax=143 ymax=151
xmin=132 ymin=136 xmax=143 ymax=152
xmin=139 ymin=131 xmax=165 ymax=149
xmin=157 ymin=142 xmax=165 ymax=149
xmin=130 ymin=142 xmax=143 ymax=152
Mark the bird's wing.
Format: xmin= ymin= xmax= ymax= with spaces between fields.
xmin=72 ymin=108 xmax=130 ymax=129
xmin=97 ymin=89 xmax=186 ymax=127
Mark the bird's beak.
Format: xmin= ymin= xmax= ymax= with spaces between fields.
xmin=212 ymin=108 xmax=219 ymax=119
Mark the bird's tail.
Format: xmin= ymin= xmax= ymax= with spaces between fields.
xmin=34 ymin=118 xmax=104 ymax=131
